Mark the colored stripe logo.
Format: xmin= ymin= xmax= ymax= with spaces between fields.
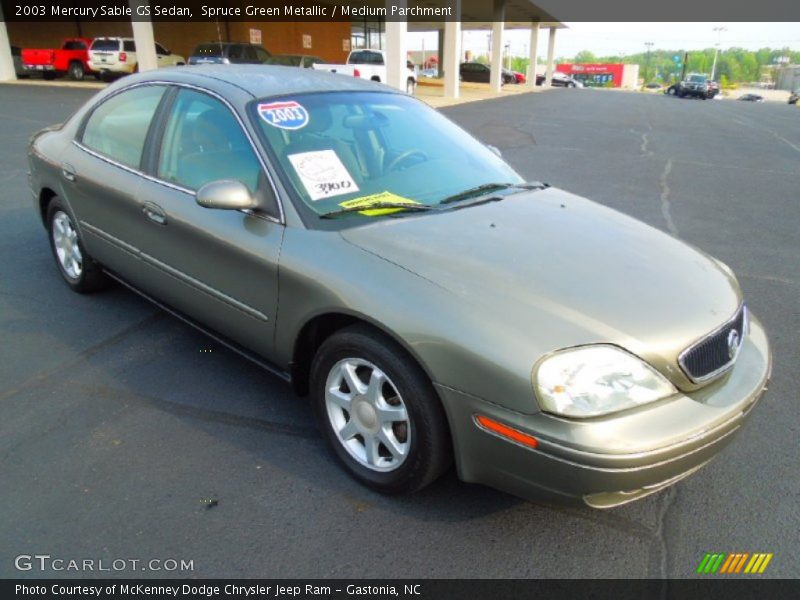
xmin=696 ymin=552 xmax=773 ymax=574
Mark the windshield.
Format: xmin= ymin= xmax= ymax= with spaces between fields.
xmin=250 ymin=92 xmax=523 ymax=220
xmin=688 ymin=75 xmax=707 ymax=83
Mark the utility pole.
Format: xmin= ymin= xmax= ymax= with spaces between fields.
xmin=643 ymin=42 xmax=653 ymax=87
xmin=710 ymin=26 xmax=726 ymax=81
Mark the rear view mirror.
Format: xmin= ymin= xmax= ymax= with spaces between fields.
xmin=196 ymin=180 xmax=259 ymax=211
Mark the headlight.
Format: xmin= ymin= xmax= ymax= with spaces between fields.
xmin=534 ymin=345 xmax=676 ymax=418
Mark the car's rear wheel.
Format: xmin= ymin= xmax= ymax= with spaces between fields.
xmin=68 ymin=61 xmax=85 ymax=81
xmin=46 ymin=197 xmax=109 ymax=293
xmin=310 ymin=325 xmax=452 ymax=494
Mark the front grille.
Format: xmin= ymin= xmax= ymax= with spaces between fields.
xmin=679 ymin=305 xmax=747 ymax=383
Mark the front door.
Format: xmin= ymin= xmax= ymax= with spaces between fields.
xmin=131 ymin=87 xmax=284 ymax=360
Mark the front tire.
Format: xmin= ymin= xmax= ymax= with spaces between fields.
xmin=46 ymin=197 xmax=109 ymax=293
xmin=310 ymin=325 xmax=452 ymax=495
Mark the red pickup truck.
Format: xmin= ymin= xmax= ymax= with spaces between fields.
xmin=21 ymin=38 xmax=94 ymax=81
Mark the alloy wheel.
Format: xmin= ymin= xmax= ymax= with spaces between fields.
xmin=325 ymin=358 xmax=411 ymax=472
xmin=52 ymin=211 xmax=83 ymax=280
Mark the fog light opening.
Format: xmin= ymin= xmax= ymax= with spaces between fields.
xmin=475 ymin=415 xmax=539 ymax=449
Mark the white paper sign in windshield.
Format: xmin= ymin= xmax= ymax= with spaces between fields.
xmin=287 ymin=150 xmax=359 ymax=201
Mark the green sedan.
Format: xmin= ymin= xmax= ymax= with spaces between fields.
xmin=28 ymin=66 xmax=771 ymax=508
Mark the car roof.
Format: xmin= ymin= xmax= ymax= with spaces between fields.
xmin=127 ymin=64 xmax=401 ymax=99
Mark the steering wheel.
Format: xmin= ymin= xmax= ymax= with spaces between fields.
xmin=386 ymin=149 xmax=428 ymax=172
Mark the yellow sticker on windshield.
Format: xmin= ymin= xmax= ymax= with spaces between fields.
xmin=338 ymin=191 xmax=420 ymax=216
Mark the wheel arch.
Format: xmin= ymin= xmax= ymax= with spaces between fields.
xmin=289 ymin=311 xmax=435 ymax=397
xmin=38 ymin=187 xmax=58 ymax=226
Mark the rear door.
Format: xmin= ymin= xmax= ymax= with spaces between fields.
xmin=61 ymin=84 xmax=168 ymax=278
xmin=129 ymin=86 xmax=284 ymax=359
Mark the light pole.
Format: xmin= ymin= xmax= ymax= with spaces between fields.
xmin=644 ymin=42 xmax=653 ymax=86
xmin=710 ymin=26 xmax=726 ymax=81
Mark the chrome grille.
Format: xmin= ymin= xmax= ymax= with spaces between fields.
xmin=679 ymin=305 xmax=747 ymax=383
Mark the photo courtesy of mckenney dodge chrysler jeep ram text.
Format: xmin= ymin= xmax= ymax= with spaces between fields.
xmin=27 ymin=65 xmax=771 ymax=508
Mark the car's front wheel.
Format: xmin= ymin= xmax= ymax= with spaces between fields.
xmin=47 ymin=197 xmax=109 ymax=293
xmin=310 ymin=325 xmax=452 ymax=494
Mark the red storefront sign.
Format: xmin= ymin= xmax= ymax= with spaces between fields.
xmin=557 ymin=63 xmax=625 ymax=87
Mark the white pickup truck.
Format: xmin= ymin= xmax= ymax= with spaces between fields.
xmin=312 ymin=49 xmax=417 ymax=94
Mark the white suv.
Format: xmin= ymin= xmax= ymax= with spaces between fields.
xmin=89 ymin=37 xmax=185 ymax=78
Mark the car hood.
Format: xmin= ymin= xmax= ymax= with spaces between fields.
xmin=340 ymin=187 xmax=742 ymax=390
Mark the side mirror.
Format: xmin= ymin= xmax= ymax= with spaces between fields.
xmin=486 ymin=144 xmax=502 ymax=158
xmin=196 ymin=180 xmax=259 ymax=211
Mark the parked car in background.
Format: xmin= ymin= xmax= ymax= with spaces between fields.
xmin=511 ymin=71 xmax=526 ymax=84
xmin=535 ymin=72 xmax=582 ymax=87
xmin=739 ymin=93 xmax=765 ymax=102
xmin=265 ymin=54 xmax=325 ymax=69
xmin=21 ymin=38 xmax=94 ymax=81
xmin=27 ymin=66 xmax=770 ymax=508
xmin=459 ymin=62 xmax=515 ymax=85
xmin=89 ymin=38 xmax=185 ymax=79
xmin=419 ymin=68 xmax=439 ymax=78
xmin=313 ymin=49 xmax=417 ymax=94
xmin=788 ymin=89 xmax=799 ymax=105
xmin=675 ymin=73 xmax=719 ymax=99
xmin=10 ymin=45 xmax=27 ymax=78
xmin=188 ymin=42 xmax=271 ymax=65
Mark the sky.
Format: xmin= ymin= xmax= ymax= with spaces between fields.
xmin=409 ymin=23 xmax=800 ymax=59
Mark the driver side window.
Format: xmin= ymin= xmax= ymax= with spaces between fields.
xmin=157 ymin=89 xmax=261 ymax=194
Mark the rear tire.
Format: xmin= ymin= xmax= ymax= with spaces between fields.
xmin=46 ymin=197 xmax=109 ymax=293
xmin=310 ymin=324 xmax=452 ymax=495
xmin=68 ymin=61 xmax=85 ymax=81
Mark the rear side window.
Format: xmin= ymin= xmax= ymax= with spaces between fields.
xmin=81 ymin=85 xmax=165 ymax=169
xmin=157 ymin=89 xmax=260 ymax=193
xmin=63 ymin=41 xmax=87 ymax=50
xmin=123 ymin=41 xmax=136 ymax=52
xmin=91 ymin=39 xmax=119 ymax=51
xmin=254 ymin=47 xmax=271 ymax=62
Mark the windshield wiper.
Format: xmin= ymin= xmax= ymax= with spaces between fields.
xmin=438 ymin=183 xmax=517 ymax=205
xmin=439 ymin=181 xmax=549 ymax=207
xmin=319 ymin=202 xmax=437 ymax=219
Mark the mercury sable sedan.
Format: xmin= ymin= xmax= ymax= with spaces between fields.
xmin=28 ymin=66 xmax=771 ymax=507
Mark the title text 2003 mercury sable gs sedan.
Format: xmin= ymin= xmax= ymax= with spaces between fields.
xmin=28 ymin=66 xmax=771 ymax=508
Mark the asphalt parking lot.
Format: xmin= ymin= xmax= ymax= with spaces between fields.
xmin=1 ymin=84 xmax=798 ymax=578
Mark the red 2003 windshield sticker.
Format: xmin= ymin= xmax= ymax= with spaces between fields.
xmin=257 ymin=101 xmax=309 ymax=130
xmin=287 ymin=150 xmax=359 ymax=201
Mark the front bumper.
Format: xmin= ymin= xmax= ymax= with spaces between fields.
xmin=437 ymin=315 xmax=771 ymax=508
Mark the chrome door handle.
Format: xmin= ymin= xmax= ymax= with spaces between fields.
xmin=142 ymin=201 xmax=167 ymax=225
xmin=61 ymin=164 xmax=76 ymax=182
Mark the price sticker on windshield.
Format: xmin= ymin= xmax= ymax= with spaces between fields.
xmin=288 ymin=150 xmax=360 ymax=201
xmin=258 ymin=101 xmax=309 ymax=130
